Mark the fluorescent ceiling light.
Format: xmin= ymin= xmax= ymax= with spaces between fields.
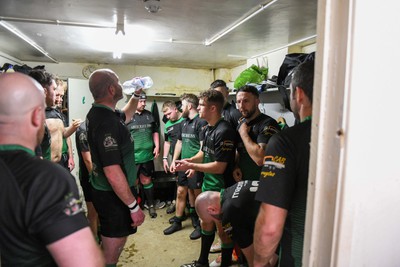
xmin=0 ymin=20 xmax=58 ymax=63
xmin=85 ymin=25 xmax=154 ymax=55
xmin=251 ymin=34 xmax=317 ymax=58
xmin=204 ymin=0 xmax=278 ymax=46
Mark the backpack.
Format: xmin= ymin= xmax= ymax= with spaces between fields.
xmin=277 ymin=52 xmax=315 ymax=111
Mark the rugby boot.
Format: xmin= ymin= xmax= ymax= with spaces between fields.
xmin=163 ymin=219 xmax=182 ymax=235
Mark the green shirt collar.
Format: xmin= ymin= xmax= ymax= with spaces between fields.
xmin=301 ymin=116 xmax=312 ymax=123
xmin=0 ymin=144 xmax=35 ymax=156
xmin=93 ymin=103 xmax=114 ymax=111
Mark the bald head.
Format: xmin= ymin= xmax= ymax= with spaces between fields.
xmin=89 ymin=69 xmax=119 ymax=100
xmin=195 ymin=190 xmax=221 ymax=223
xmin=0 ymin=73 xmax=45 ymax=149
xmin=0 ymin=73 xmax=44 ymax=117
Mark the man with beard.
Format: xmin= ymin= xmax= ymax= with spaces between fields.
xmin=0 ymin=72 xmax=104 ymax=266
xmin=234 ymin=85 xmax=280 ymax=182
xmin=126 ymin=93 xmax=163 ymax=218
xmin=86 ymin=69 xmax=145 ymax=267
xmin=253 ymin=60 xmax=315 ymax=267
xmin=209 ymin=85 xmax=280 ymax=267
xmin=165 ymin=93 xmax=207 ymax=239
xmin=54 ymin=79 xmax=81 ymax=171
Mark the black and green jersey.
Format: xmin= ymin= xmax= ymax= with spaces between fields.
xmin=222 ymin=102 xmax=242 ymax=129
xmin=237 ymin=113 xmax=280 ymax=181
xmin=0 ymin=145 xmax=87 ymax=267
xmin=255 ymin=120 xmax=311 ymax=267
xmin=221 ymin=180 xmax=260 ymax=249
xmin=201 ymin=118 xmax=236 ymax=192
xmin=86 ymin=104 xmax=137 ymax=191
xmin=164 ymin=117 xmax=184 ymax=155
xmin=180 ymin=114 xmax=207 ymax=159
xmin=126 ymin=109 xmax=157 ymax=164
xmin=75 ymin=122 xmax=90 ymax=183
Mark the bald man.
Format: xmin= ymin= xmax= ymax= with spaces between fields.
xmin=195 ymin=181 xmax=279 ymax=267
xmin=0 ymin=73 xmax=104 ymax=267
xmin=86 ymin=69 xmax=145 ymax=266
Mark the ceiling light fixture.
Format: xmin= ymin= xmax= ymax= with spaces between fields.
xmin=250 ymin=34 xmax=317 ymax=58
xmin=204 ymin=0 xmax=278 ymax=46
xmin=144 ymin=0 xmax=161 ymax=13
xmin=113 ymin=22 xmax=125 ymax=59
xmin=115 ymin=22 xmax=125 ymax=35
xmin=0 ymin=20 xmax=58 ymax=63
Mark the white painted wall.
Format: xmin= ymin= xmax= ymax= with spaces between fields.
xmin=334 ymin=0 xmax=400 ymax=265
xmin=305 ymin=0 xmax=400 ymax=266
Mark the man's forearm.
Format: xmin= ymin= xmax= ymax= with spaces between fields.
xmin=253 ymin=204 xmax=286 ymax=267
xmin=172 ymin=140 xmax=182 ymax=161
xmin=122 ymin=95 xmax=139 ymax=123
xmin=241 ymin=132 xmax=265 ymax=166
xmin=104 ymin=165 xmax=136 ymax=205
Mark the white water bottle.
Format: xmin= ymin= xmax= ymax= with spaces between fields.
xmin=122 ymin=76 xmax=153 ymax=95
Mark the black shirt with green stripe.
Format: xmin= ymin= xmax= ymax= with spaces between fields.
xmin=221 ymin=180 xmax=260 ymax=249
xmin=179 ymin=114 xmax=207 ymax=159
xmin=236 ymin=113 xmax=280 ymax=181
xmin=201 ymin=118 xmax=236 ymax=192
xmin=255 ymin=120 xmax=311 ymax=267
xmin=86 ymin=104 xmax=137 ymax=191
xmin=164 ymin=117 xmax=184 ymax=156
xmin=0 ymin=145 xmax=87 ymax=266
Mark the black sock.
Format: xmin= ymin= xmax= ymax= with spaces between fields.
xmin=221 ymin=247 xmax=234 ymax=267
xmin=198 ymin=230 xmax=215 ymax=265
xmin=143 ymin=183 xmax=155 ymax=206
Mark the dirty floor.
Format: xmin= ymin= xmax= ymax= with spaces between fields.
xmin=117 ymin=206 xmax=209 ymax=267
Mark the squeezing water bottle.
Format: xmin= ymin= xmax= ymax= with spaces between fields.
xmin=122 ymin=76 xmax=153 ymax=95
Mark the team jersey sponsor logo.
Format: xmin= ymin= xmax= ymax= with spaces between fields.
xmin=103 ymin=135 xmax=118 ymax=149
xmin=221 ymin=140 xmax=234 ymax=151
xmin=129 ymin=123 xmax=152 ymax=130
xmin=182 ymin=133 xmax=196 ymax=138
xmin=63 ymin=193 xmax=83 ymax=216
xmin=262 ymin=125 xmax=280 ymax=136
xmin=263 ymin=155 xmax=286 ymax=169
xmin=260 ymin=155 xmax=286 ymax=178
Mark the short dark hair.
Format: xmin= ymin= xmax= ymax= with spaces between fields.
xmin=181 ymin=93 xmax=199 ymax=108
xmin=199 ymin=89 xmax=224 ymax=114
xmin=291 ymin=60 xmax=315 ymax=103
xmin=28 ymin=69 xmax=55 ymax=89
xmin=236 ymin=85 xmax=259 ymax=98
xmin=210 ymin=79 xmax=227 ymax=90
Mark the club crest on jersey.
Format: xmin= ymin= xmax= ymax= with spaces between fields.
xmin=63 ymin=194 xmax=83 ymax=216
xmin=103 ymin=135 xmax=118 ymax=148
xmin=79 ymin=132 xmax=87 ymax=142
